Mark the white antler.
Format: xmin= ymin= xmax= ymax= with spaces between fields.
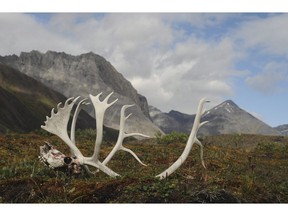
xmin=156 ymin=98 xmax=209 ymax=179
xmin=102 ymin=104 xmax=150 ymax=166
xmin=41 ymin=97 xmax=84 ymax=162
xmin=41 ymin=95 xmax=120 ymax=178
xmin=70 ymin=98 xmax=90 ymax=145
xmin=89 ymin=92 xmax=118 ymax=162
xmin=69 ymin=98 xmax=94 ymax=175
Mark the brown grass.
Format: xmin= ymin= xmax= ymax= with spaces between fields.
xmin=0 ymin=132 xmax=288 ymax=203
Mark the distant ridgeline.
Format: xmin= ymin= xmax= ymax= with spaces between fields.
xmin=0 ymin=51 xmax=286 ymax=136
xmin=149 ymin=100 xmax=284 ymax=136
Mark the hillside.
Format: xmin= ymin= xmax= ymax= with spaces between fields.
xmin=0 ymin=132 xmax=288 ymax=203
xmin=274 ymin=124 xmax=288 ymax=135
xmin=0 ymin=51 xmax=161 ymax=136
xmin=0 ymin=64 xmax=95 ymax=133
xmin=149 ymin=100 xmax=281 ymax=136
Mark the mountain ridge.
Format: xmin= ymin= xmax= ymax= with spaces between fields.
xmin=149 ymin=100 xmax=282 ymax=136
xmin=0 ymin=64 xmax=95 ymax=133
xmin=274 ymin=124 xmax=288 ymax=135
xmin=0 ymin=50 xmax=161 ymax=136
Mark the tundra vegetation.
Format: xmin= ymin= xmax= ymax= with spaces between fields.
xmin=0 ymin=131 xmax=288 ymax=203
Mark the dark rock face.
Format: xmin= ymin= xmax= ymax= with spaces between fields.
xmin=0 ymin=51 xmax=161 ymax=136
xmin=149 ymin=100 xmax=281 ymax=136
xmin=0 ymin=64 xmax=95 ymax=133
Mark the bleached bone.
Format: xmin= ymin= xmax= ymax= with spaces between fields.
xmin=39 ymin=141 xmax=82 ymax=174
xmin=156 ymin=98 xmax=209 ymax=179
xmin=89 ymin=92 xmax=118 ymax=162
xmin=41 ymin=97 xmax=84 ymax=161
xmin=69 ymin=98 xmax=93 ymax=174
xmin=39 ymin=141 xmax=66 ymax=169
xmin=102 ymin=104 xmax=150 ymax=166
xmin=41 ymin=95 xmax=120 ymax=178
xmin=40 ymin=91 xmax=208 ymax=179
xmin=70 ymin=98 xmax=90 ymax=146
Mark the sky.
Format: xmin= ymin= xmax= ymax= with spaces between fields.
xmin=0 ymin=9 xmax=288 ymax=127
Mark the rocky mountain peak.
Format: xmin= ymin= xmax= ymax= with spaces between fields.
xmin=209 ymin=100 xmax=239 ymax=114
xmin=150 ymin=99 xmax=281 ymax=136
xmin=0 ymin=51 xmax=161 ymax=136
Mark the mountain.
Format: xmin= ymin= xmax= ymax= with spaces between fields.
xmin=0 ymin=51 xmax=161 ymax=136
xmin=200 ymin=100 xmax=281 ymax=136
xmin=0 ymin=63 xmax=95 ymax=133
xmin=149 ymin=100 xmax=282 ymax=136
xmin=149 ymin=106 xmax=183 ymax=133
xmin=274 ymin=124 xmax=288 ymax=135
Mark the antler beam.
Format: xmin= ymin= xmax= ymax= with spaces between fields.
xmin=41 ymin=94 xmax=120 ymax=177
xmin=102 ymin=104 xmax=150 ymax=166
xmin=40 ymin=91 xmax=209 ymax=180
xmin=41 ymin=97 xmax=85 ymax=161
xmin=40 ymin=92 xmax=152 ymax=178
xmin=89 ymin=92 xmax=118 ymax=162
xmin=156 ymin=98 xmax=209 ymax=179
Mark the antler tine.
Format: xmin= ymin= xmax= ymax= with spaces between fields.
xmin=121 ymin=147 xmax=148 ymax=166
xmin=104 ymin=91 xmax=119 ymax=106
xmin=125 ymin=113 xmax=133 ymax=120
xmin=70 ymin=98 xmax=89 ymax=145
xmin=56 ymin=102 xmax=62 ymax=111
xmin=89 ymin=91 xmax=120 ymax=162
xmin=93 ymin=91 xmax=103 ymax=100
xmin=156 ymin=97 xmax=209 ymax=179
xmin=41 ymin=96 xmax=84 ymax=161
xmin=124 ymin=132 xmax=150 ymax=138
xmin=195 ymin=138 xmax=206 ymax=169
xmin=123 ymin=104 xmax=135 ymax=120
xmin=102 ymin=104 xmax=149 ymax=166
xmin=61 ymin=97 xmax=76 ymax=110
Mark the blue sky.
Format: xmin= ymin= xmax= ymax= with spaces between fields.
xmin=0 ymin=12 xmax=287 ymax=127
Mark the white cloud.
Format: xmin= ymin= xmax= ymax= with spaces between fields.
xmin=245 ymin=61 xmax=288 ymax=93
xmin=0 ymin=13 xmax=83 ymax=55
xmin=0 ymin=13 xmax=244 ymax=114
xmin=234 ymin=13 xmax=288 ymax=56
xmin=4 ymin=13 xmax=279 ymax=115
xmin=229 ymin=14 xmax=288 ymax=96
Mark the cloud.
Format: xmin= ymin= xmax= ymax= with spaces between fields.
xmin=230 ymin=14 xmax=288 ymax=95
xmin=234 ymin=13 xmax=288 ymax=56
xmin=0 ymin=13 xmax=244 ymax=114
xmin=0 ymin=13 xmax=83 ymax=55
xmin=128 ymin=35 xmax=240 ymax=113
xmin=245 ymin=61 xmax=288 ymax=93
xmin=5 ymin=13 xmax=287 ymax=115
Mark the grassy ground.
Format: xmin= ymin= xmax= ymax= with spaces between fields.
xmin=0 ymin=132 xmax=288 ymax=203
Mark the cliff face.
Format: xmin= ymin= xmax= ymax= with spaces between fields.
xmin=0 ymin=63 xmax=95 ymax=133
xmin=0 ymin=51 xmax=161 ymax=136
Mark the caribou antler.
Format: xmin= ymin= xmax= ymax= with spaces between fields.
xmin=40 ymin=92 xmax=151 ymax=178
xmin=89 ymin=92 xmax=118 ymax=162
xmin=41 ymin=94 xmax=120 ymax=178
xmin=156 ymin=98 xmax=209 ymax=179
xmin=102 ymin=104 xmax=150 ymax=166
xmin=41 ymin=97 xmax=84 ymax=161
xmin=40 ymin=91 xmax=209 ymax=180
xmin=70 ymin=98 xmax=90 ymax=146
